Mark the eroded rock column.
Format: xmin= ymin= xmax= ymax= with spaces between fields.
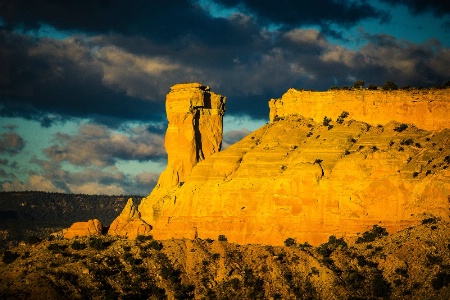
xmin=138 ymin=83 xmax=226 ymax=222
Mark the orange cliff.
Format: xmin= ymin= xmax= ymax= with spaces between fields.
xmin=138 ymin=83 xmax=226 ymax=223
xmin=269 ymin=89 xmax=450 ymax=131
xmin=133 ymin=86 xmax=449 ymax=246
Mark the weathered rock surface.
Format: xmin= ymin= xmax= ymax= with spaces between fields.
xmin=63 ymin=219 xmax=102 ymax=239
xmin=139 ymin=83 xmax=226 ymax=222
xmin=108 ymin=198 xmax=151 ymax=239
xmin=138 ymin=87 xmax=450 ymax=245
xmin=269 ymin=89 xmax=450 ymax=131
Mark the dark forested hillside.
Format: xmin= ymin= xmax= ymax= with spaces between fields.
xmin=0 ymin=191 xmax=142 ymax=246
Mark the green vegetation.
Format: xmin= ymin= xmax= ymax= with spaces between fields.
xmin=382 ymin=81 xmax=398 ymax=90
xmin=353 ymin=80 xmax=365 ymax=89
xmin=284 ymin=237 xmax=296 ymax=247
xmin=71 ymin=240 xmax=86 ymax=250
xmin=336 ymin=111 xmax=349 ymax=124
xmin=218 ymin=234 xmax=228 ymax=242
xmin=89 ymin=237 xmax=111 ymax=250
xmin=2 ymin=250 xmax=19 ymax=264
xmin=356 ymin=225 xmax=388 ymax=243
xmin=323 ymin=116 xmax=332 ymax=126
xmin=394 ymin=123 xmax=408 ymax=132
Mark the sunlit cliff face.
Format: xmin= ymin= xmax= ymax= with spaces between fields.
xmin=123 ymin=86 xmax=450 ymax=245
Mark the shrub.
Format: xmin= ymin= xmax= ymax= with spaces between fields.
xmin=444 ymin=156 xmax=450 ymax=164
xmin=314 ymin=159 xmax=323 ymax=164
xmin=356 ymin=225 xmax=388 ymax=243
xmin=431 ymin=271 xmax=450 ymax=290
xmin=212 ymin=253 xmax=220 ymax=260
xmin=422 ymin=217 xmax=437 ymax=225
xmin=323 ymin=116 xmax=332 ymax=126
xmin=205 ymin=238 xmax=214 ymax=243
xmin=329 ymin=86 xmax=340 ymax=90
xmin=89 ymin=237 xmax=110 ymax=250
xmin=336 ymin=111 xmax=350 ymax=124
xmin=218 ymin=235 xmax=228 ymax=242
xmin=395 ymin=267 xmax=408 ymax=277
xmin=400 ymin=138 xmax=414 ymax=146
xmin=148 ymin=240 xmax=163 ymax=251
xmin=71 ymin=240 xmax=86 ymax=250
xmin=367 ymin=83 xmax=377 ymax=90
xmin=2 ymin=250 xmax=19 ymax=264
xmin=382 ymin=81 xmax=398 ymax=91
xmin=316 ymin=235 xmax=347 ymax=257
xmin=328 ymin=124 xmax=334 ymax=130
xmin=353 ymin=80 xmax=365 ymax=89
xmin=394 ymin=123 xmax=408 ymax=132
xmin=284 ymin=238 xmax=296 ymax=247
xmin=372 ymin=272 xmax=391 ymax=298
xmin=136 ymin=235 xmax=153 ymax=242
xmin=413 ymin=172 xmax=419 ymax=178
xmin=372 ymin=146 xmax=378 ymax=152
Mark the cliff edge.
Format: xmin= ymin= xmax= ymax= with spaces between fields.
xmin=135 ymin=86 xmax=449 ymax=245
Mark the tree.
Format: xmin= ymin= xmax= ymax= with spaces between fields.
xmin=353 ymin=80 xmax=365 ymax=89
xmin=382 ymin=81 xmax=398 ymax=91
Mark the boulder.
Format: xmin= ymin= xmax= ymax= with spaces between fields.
xmin=64 ymin=219 xmax=102 ymax=239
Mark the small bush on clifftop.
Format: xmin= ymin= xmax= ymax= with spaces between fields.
xmin=284 ymin=238 xmax=296 ymax=247
xmin=218 ymin=235 xmax=228 ymax=242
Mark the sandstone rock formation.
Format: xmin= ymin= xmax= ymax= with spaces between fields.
xmin=137 ymin=87 xmax=450 ymax=245
xmin=108 ymin=198 xmax=152 ymax=239
xmin=63 ymin=219 xmax=102 ymax=239
xmin=269 ymin=89 xmax=450 ymax=131
xmin=138 ymin=83 xmax=226 ymax=222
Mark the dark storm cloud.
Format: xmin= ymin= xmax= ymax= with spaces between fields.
xmin=0 ymin=0 xmax=255 ymax=47
xmin=213 ymin=0 xmax=389 ymax=29
xmin=44 ymin=123 xmax=166 ymax=167
xmin=0 ymin=1 xmax=448 ymax=127
xmin=0 ymin=30 xmax=170 ymax=126
xmin=379 ymin=0 xmax=450 ymax=16
xmin=0 ymin=132 xmax=26 ymax=154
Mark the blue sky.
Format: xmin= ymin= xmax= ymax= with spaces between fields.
xmin=0 ymin=0 xmax=449 ymax=195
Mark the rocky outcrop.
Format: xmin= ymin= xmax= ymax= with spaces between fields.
xmin=64 ymin=219 xmax=102 ymax=239
xmin=138 ymin=83 xmax=226 ymax=222
xmin=108 ymin=198 xmax=152 ymax=239
xmin=137 ymin=87 xmax=450 ymax=245
xmin=269 ymin=89 xmax=450 ymax=131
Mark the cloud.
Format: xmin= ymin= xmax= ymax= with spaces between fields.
xmin=44 ymin=123 xmax=166 ymax=167
xmin=0 ymin=31 xmax=166 ymax=126
xmin=213 ymin=0 xmax=389 ymax=30
xmin=379 ymin=0 xmax=450 ymax=16
xmin=1 ymin=175 xmax=59 ymax=192
xmin=1 ymin=160 xmax=160 ymax=195
xmin=222 ymin=128 xmax=252 ymax=149
xmin=0 ymin=132 xmax=26 ymax=154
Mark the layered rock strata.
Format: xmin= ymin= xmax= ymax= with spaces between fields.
xmin=63 ymin=219 xmax=102 ymax=239
xmin=137 ymin=87 xmax=450 ymax=245
xmin=269 ymin=89 xmax=450 ymax=131
xmin=138 ymin=83 xmax=226 ymax=222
